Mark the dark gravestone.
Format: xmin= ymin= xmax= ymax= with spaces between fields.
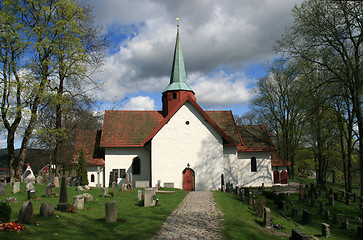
xmin=105 ymin=201 xmax=117 ymax=223
xmin=291 ymin=208 xmax=298 ymax=219
xmin=334 ymin=192 xmax=339 ymax=201
xmin=310 ymin=199 xmax=316 ymax=207
xmin=325 ymin=210 xmax=330 ymax=220
xmin=342 ymin=219 xmax=349 ymax=230
xmin=235 ymin=186 xmax=240 ymax=195
xmin=220 ymin=174 xmax=224 ymax=192
xmin=27 ymin=190 xmax=36 ymax=199
xmin=240 ymin=189 xmax=245 ymax=201
xmin=322 ymin=223 xmax=330 ymax=238
xmin=57 ymin=176 xmax=70 ymax=212
xmin=346 ymin=194 xmax=351 ymax=206
xmin=299 ymin=184 xmax=304 ymax=202
xmin=291 ymin=229 xmax=310 ymax=240
xmin=261 ymin=183 xmax=265 ymax=192
xmin=319 ymin=203 xmax=325 ymax=215
xmin=0 ymin=183 xmax=5 ymax=196
xmin=333 ymin=214 xmax=340 ymax=225
xmin=329 ymin=196 xmax=335 ymax=206
xmin=280 ymin=200 xmax=287 ymax=210
xmin=40 ymin=202 xmax=54 ymax=217
xmin=358 ymin=226 xmax=363 ymax=240
xmin=18 ymin=200 xmax=33 ymax=224
xmin=302 ymin=210 xmax=312 ymax=225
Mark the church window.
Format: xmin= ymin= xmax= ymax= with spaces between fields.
xmin=91 ymin=174 xmax=95 ymax=182
xmin=132 ymin=157 xmax=141 ymax=175
xmin=251 ymin=157 xmax=257 ymax=172
xmin=173 ymin=92 xmax=177 ymax=99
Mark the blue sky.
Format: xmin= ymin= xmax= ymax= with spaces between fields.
xmin=87 ymin=0 xmax=302 ymax=117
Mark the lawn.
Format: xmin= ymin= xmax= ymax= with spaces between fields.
xmin=0 ymin=183 xmax=188 ymax=240
xmin=214 ymin=183 xmax=362 ymax=240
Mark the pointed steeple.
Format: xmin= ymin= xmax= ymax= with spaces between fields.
xmin=163 ymin=22 xmax=193 ymax=93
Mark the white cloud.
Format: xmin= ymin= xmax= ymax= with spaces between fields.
xmin=87 ymin=0 xmax=302 ymax=107
xmin=123 ymin=96 xmax=156 ymax=110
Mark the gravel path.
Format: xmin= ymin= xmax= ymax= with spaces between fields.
xmin=152 ymin=191 xmax=224 ymax=240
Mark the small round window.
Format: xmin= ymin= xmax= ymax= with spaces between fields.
xmin=185 ymin=121 xmax=190 ymax=125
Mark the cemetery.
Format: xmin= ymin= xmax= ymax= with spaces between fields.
xmin=0 ymin=176 xmax=361 ymax=239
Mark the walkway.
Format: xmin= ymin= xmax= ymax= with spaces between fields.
xmin=152 ymin=191 xmax=224 ymax=240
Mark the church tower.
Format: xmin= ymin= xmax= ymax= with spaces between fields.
xmin=162 ymin=21 xmax=196 ymax=117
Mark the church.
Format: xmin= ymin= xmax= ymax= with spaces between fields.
xmin=72 ymin=25 xmax=289 ymax=190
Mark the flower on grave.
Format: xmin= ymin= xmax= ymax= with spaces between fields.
xmin=0 ymin=222 xmax=24 ymax=232
xmin=66 ymin=206 xmax=76 ymax=213
xmin=36 ymin=198 xmax=42 ymax=201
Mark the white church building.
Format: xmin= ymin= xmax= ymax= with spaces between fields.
xmin=73 ymin=26 xmax=288 ymax=190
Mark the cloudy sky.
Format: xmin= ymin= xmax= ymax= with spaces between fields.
xmin=92 ymin=0 xmax=304 ymax=116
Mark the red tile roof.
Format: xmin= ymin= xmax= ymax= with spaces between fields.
xmin=206 ymin=111 xmax=242 ymax=146
xmin=100 ymin=111 xmax=164 ymax=147
xmin=237 ymin=125 xmax=275 ymax=152
xmin=73 ymin=130 xmax=105 ymax=166
xmin=271 ymin=152 xmax=291 ymax=166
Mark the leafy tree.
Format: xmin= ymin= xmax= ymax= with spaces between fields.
xmin=277 ymin=0 xmax=363 ymax=195
xmin=76 ymin=149 xmax=88 ymax=186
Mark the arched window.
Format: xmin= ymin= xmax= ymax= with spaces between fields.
xmin=251 ymin=157 xmax=257 ymax=172
xmin=91 ymin=174 xmax=95 ymax=182
xmin=132 ymin=157 xmax=141 ymax=175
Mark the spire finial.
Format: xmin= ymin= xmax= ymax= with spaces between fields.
xmin=176 ymin=17 xmax=180 ymax=32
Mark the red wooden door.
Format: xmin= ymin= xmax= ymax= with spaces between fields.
xmin=183 ymin=169 xmax=194 ymax=191
xmin=273 ymin=171 xmax=280 ymax=184
xmin=280 ymin=170 xmax=288 ymax=184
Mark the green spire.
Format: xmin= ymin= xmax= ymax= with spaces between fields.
xmin=163 ymin=24 xmax=193 ymax=93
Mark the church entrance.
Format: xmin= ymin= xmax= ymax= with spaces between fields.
xmin=280 ymin=170 xmax=288 ymax=184
xmin=182 ymin=167 xmax=195 ymax=191
xmin=273 ymin=171 xmax=280 ymax=184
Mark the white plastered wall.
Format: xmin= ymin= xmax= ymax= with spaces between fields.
xmin=152 ymin=102 xmax=224 ymax=190
xmin=104 ymin=147 xmax=151 ymax=187
xmin=86 ymin=166 xmax=104 ymax=187
xmin=237 ymin=151 xmax=273 ymax=187
xmin=223 ymin=146 xmax=239 ymax=185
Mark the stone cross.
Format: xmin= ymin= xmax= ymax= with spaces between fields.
xmin=105 ymin=201 xmax=117 ymax=223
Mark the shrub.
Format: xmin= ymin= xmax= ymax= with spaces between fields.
xmin=76 ymin=149 xmax=89 ymax=186
xmin=263 ymin=190 xmax=276 ymax=200
xmin=274 ymin=193 xmax=290 ymax=209
xmin=0 ymin=202 xmax=11 ymax=223
xmin=108 ymin=190 xmax=115 ymax=198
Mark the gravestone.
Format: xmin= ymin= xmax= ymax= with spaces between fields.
xmin=76 ymin=186 xmax=85 ymax=191
xmin=334 ymin=192 xmax=339 ymax=201
xmin=302 ymin=210 xmax=312 ymax=225
xmin=4 ymin=197 xmax=17 ymax=203
xmin=319 ymin=203 xmax=325 ymax=215
xmin=291 ymin=208 xmax=298 ymax=219
xmin=18 ymin=200 xmax=33 ymax=224
xmin=135 ymin=181 xmax=149 ymax=188
xmin=138 ymin=190 xmax=142 ymax=201
xmin=105 ymin=201 xmax=117 ymax=223
xmin=325 ymin=210 xmax=330 ymax=220
xmin=102 ymin=188 xmax=108 ymax=197
xmin=144 ymin=188 xmax=157 ymax=207
xmin=84 ymin=185 xmax=90 ymax=190
xmin=0 ymin=183 xmax=5 ymax=196
xmin=329 ymin=196 xmax=334 ymax=206
xmin=57 ymin=176 xmax=70 ymax=212
xmin=310 ymin=199 xmax=316 ymax=207
xmin=291 ymin=229 xmax=310 ymax=240
xmin=73 ymin=195 xmax=84 ymax=209
xmin=240 ymin=189 xmax=245 ymax=201
xmin=36 ymin=176 xmax=44 ymax=185
xmin=346 ymin=194 xmax=351 ymax=206
xmin=299 ymin=183 xmax=304 ymax=202
xmin=40 ymin=202 xmax=54 ymax=217
xmin=281 ymin=200 xmax=287 ymax=210
xmin=157 ymin=180 xmax=161 ymax=189
xmin=261 ymin=183 xmax=265 ymax=192
xmin=164 ymin=182 xmax=174 ymax=188
xmin=264 ymin=207 xmax=271 ymax=228
xmin=357 ymin=226 xmax=362 ymax=240
xmin=221 ymin=174 xmax=224 ymax=192
xmin=46 ymin=183 xmax=55 ymax=197
xmin=53 ymin=177 xmax=59 ymax=188
xmin=333 ymin=214 xmax=340 ymax=225
xmin=25 ymin=183 xmax=35 ymax=192
xmin=82 ymin=193 xmax=94 ymax=202
xmin=342 ymin=218 xmax=349 ymax=230
xmin=13 ymin=182 xmax=20 ymax=194
xmin=322 ymin=223 xmax=330 ymax=238
xmin=67 ymin=177 xmax=73 ymax=186
xmin=112 ymin=181 xmax=117 ymax=194
xmin=235 ymin=186 xmax=240 ymax=195
xmin=248 ymin=191 xmax=253 ymax=205
xmin=27 ymin=190 xmax=36 ymax=199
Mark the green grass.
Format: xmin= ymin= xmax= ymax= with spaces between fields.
xmin=0 ymin=183 xmax=188 ymax=240
xmin=214 ymin=191 xmax=288 ymax=240
xmin=214 ymin=187 xmax=362 ymax=240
